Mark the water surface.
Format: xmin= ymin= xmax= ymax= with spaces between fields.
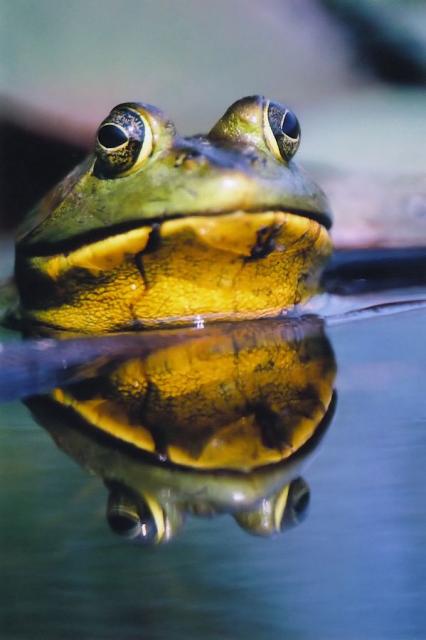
xmin=0 ymin=308 xmax=425 ymax=640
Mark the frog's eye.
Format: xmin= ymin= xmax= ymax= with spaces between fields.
xmin=94 ymin=105 xmax=153 ymax=178
xmin=107 ymin=488 xmax=158 ymax=543
xmin=264 ymin=100 xmax=301 ymax=162
xmin=280 ymin=477 xmax=310 ymax=530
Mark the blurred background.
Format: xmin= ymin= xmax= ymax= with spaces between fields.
xmin=1 ymin=0 xmax=425 ymax=253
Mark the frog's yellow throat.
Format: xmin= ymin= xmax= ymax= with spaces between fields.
xmin=16 ymin=210 xmax=331 ymax=333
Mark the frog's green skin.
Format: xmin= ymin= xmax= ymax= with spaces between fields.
xmin=15 ymin=95 xmax=332 ymax=333
xmin=18 ymin=96 xmax=331 ymax=248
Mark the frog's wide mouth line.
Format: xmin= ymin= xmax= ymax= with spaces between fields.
xmin=19 ymin=206 xmax=332 ymax=258
xmin=30 ymin=389 xmax=337 ymax=474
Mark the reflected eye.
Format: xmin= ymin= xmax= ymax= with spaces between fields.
xmin=94 ymin=104 xmax=153 ymax=178
xmin=264 ymin=100 xmax=301 ymax=162
xmin=107 ymin=489 xmax=158 ymax=543
xmin=280 ymin=477 xmax=310 ymax=530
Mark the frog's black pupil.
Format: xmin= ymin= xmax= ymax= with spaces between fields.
xmin=98 ymin=123 xmax=128 ymax=148
xmin=280 ymin=478 xmax=310 ymax=530
xmin=294 ymin=490 xmax=310 ymax=517
xmin=282 ymin=110 xmax=299 ymax=139
xmin=268 ymin=102 xmax=300 ymax=144
xmin=108 ymin=513 xmax=140 ymax=536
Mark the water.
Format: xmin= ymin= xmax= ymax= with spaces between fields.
xmin=0 ymin=308 xmax=425 ymax=640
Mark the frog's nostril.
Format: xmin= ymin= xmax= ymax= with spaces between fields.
xmin=174 ymin=153 xmax=186 ymax=167
xmin=185 ymin=149 xmax=202 ymax=159
xmin=174 ymin=150 xmax=207 ymax=169
xmin=247 ymin=152 xmax=264 ymax=167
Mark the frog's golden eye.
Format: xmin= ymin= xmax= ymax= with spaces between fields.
xmin=94 ymin=104 xmax=153 ymax=178
xmin=264 ymin=100 xmax=301 ymax=162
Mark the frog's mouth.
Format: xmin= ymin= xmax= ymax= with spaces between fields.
xmin=20 ymin=206 xmax=332 ymax=258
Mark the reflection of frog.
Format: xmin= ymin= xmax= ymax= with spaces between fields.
xmin=15 ymin=96 xmax=332 ymax=333
xmin=26 ymin=317 xmax=336 ymax=542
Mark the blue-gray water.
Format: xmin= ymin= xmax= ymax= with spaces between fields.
xmin=0 ymin=308 xmax=425 ymax=640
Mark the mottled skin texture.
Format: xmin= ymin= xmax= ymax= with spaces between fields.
xmin=42 ymin=319 xmax=336 ymax=471
xmin=15 ymin=96 xmax=332 ymax=333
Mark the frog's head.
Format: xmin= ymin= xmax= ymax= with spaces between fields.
xmin=105 ymin=477 xmax=311 ymax=544
xmin=16 ymin=96 xmax=333 ymax=333
xmin=18 ymin=95 xmax=331 ymax=249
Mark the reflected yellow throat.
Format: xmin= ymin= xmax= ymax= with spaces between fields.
xmin=20 ymin=211 xmax=331 ymax=332
xmin=48 ymin=319 xmax=336 ymax=471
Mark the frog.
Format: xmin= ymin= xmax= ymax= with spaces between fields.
xmin=24 ymin=315 xmax=336 ymax=542
xmin=14 ymin=95 xmax=332 ymax=334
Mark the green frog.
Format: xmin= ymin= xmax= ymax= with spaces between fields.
xmin=15 ymin=95 xmax=332 ymax=333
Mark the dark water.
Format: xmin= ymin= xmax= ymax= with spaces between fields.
xmin=0 ymin=308 xmax=425 ymax=640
